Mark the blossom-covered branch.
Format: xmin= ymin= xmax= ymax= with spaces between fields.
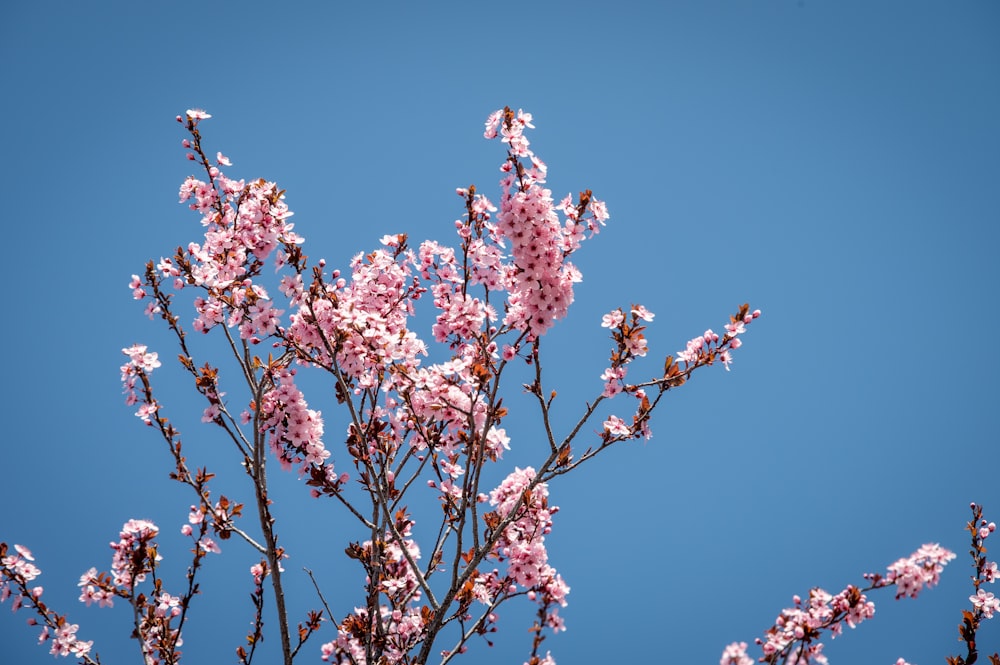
xmin=722 ymin=503 xmax=999 ymax=665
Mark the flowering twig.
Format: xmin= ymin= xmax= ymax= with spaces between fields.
xmin=947 ymin=502 xmax=999 ymax=665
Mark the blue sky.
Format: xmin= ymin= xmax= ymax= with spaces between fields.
xmin=2 ymin=1 xmax=998 ymax=663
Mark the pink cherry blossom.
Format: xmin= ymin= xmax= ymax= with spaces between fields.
xmin=631 ymin=305 xmax=654 ymax=322
xmin=155 ymin=592 xmax=182 ymax=618
xmin=720 ymin=642 xmax=754 ymax=665
xmin=881 ymin=543 xmax=956 ymax=600
xmin=603 ymin=415 xmax=631 ymax=438
xmin=970 ymin=589 xmax=1000 ymax=619
xmin=602 ymin=309 xmax=625 ymax=328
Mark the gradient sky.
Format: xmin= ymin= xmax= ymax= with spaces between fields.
xmin=2 ymin=2 xmax=998 ymax=664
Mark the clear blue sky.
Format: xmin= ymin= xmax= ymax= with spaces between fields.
xmin=2 ymin=2 xmax=998 ymax=663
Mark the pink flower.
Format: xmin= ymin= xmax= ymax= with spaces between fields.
xmin=78 ymin=568 xmax=114 ymax=608
xmin=603 ymin=415 xmax=631 ymax=438
xmin=129 ymin=274 xmax=146 ymax=299
xmin=122 ymin=344 xmax=161 ymax=372
xmin=971 ymin=589 xmax=1000 ymax=618
xmin=884 ymin=543 xmax=956 ymax=599
xmin=600 ymin=365 xmax=626 ymax=398
xmin=49 ymin=622 xmax=91 ymax=658
xmin=155 ymin=592 xmax=181 ymax=618
xmin=135 ymin=402 xmax=158 ymax=424
xmin=201 ymin=403 xmax=221 ymax=423
xmin=483 ymin=108 xmax=504 ymax=139
xmin=109 ymin=519 xmax=160 ymax=590
xmin=199 ymin=536 xmax=222 ymax=554
xmin=720 ymin=642 xmax=754 ymax=665
xmin=631 ymin=305 xmax=654 ymax=322
xmin=589 ymin=199 xmax=609 ymax=224
xmin=602 ymin=309 xmax=624 ymax=328
xmin=186 ymin=108 xmax=211 ymax=120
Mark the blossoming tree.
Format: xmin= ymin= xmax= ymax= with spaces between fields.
xmin=1 ymin=108 xmax=995 ymax=665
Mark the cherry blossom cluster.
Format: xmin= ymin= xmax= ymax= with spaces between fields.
xmin=108 ymin=518 xmax=162 ymax=590
xmin=721 ymin=542 xmax=957 ymax=665
xmin=971 ymin=588 xmax=1000 ymax=620
xmin=0 ymin=544 xmax=96 ymax=660
xmin=286 ymin=240 xmax=427 ymax=389
xmin=257 ymin=367 xmax=331 ymax=473
xmin=676 ymin=307 xmax=761 ymax=371
xmin=599 ymin=304 xmax=655 ymax=399
xmin=321 ymin=603 xmax=425 ymax=665
xmin=756 ymin=585 xmax=876 ymax=663
xmin=121 ymin=343 xmax=161 ymax=423
xmin=321 ymin=523 xmax=427 ymax=664
xmin=866 ymin=542 xmax=957 ymax=599
xmin=596 ymin=304 xmax=762 ymax=446
xmin=1 ymin=543 xmax=41 ymax=607
xmin=133 ymin=111 xmax=304 ymax=354
xmin=720 ymin=641 xmax=754 ymax=665
xmin=485 ymin=107 xmax=608 ymax=338
xmin=487 ymin=467 xmax=569 ymax=632
xmin=180 ymin=499 xmax=238 ymax=555
xmin=596 ymin=305 xmax=658 ymax=441
xmin=75 ymin=519 xmax=194 ymax=664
